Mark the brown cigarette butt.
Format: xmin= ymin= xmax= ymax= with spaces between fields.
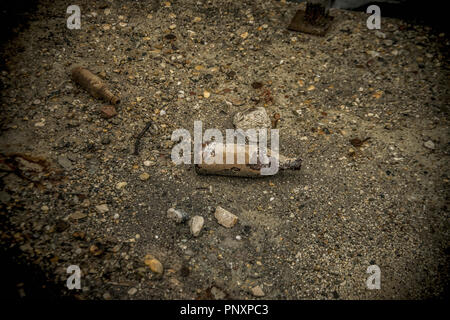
xmin=71 ymin=66 xmax=120 ymax=105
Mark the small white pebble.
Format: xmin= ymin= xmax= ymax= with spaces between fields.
xmin=128 ymin=288 xmax=137 ymax=295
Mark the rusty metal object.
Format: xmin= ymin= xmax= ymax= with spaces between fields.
xmin=194 ymin=142 xmax=301 ymax=177
xmin=71 ymin=66 xmax=120 ymax=105
xmin=288 ymin=1 xmax=334 ymax=36
xmin=272 ymin=113 xmax=281 ymax=129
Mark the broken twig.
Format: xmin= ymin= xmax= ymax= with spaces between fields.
xmin=133 ymin=121 xmax=152 ymax=156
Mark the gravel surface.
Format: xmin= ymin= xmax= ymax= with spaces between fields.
xmin=0 ymin=0 xmax=449 ymax=300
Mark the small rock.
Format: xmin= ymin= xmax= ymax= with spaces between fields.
xmin=143 ymin=160 xmax=155 ymax=167
xmin=211 ymin=286 xmax=226 ymax=299
xmin=57 ymin=155 xmax=73 ymax=171
xmin=375 ymin=31 xmax=386 ymax=39
xmin=116 ymin=182 xmax=127 ymax=189
xmin=139 ymin=172 xmax=150 ymax=181
xmin=101 ymin=136 xmax=111 ymax=145
xmin=100 ymin=105 xmax=117 ymax=119
xmin=189 ymin=216 xmax=204 ymax=237
xmin=41 ymin=205 xmax=49 ymax=212
xmin=95 ymin=204 xmax=109 ymax=214
xmin=128 ymin=288 xmax=137 ymax=296
xmin=367 ymin=50 xmax=381 ymax=58
xmin=20 ymin=243 xmax=33 ymax=252
xmin=81 ymin=199 xmax=91 ymax=207
xmin=293 ymin=109 xmax=302 ymax=117
xmin=167 ymin=208 xmax=189 ymax=224
xmin=214 ymin=206 xmax=238 ymax=228
xmin=233 ymin=106 xmax=270 ymax=131
xmin=424 ymin=140 xmax=435 ymax=150
xmin=251 ymin=285 xmax=265 ymax=297
xmin=0 ymin=191 xmax=11 ymax=204
xmin=144 ymin=255 xmax=164 ymax=274
xmin=72 ymin=231 xmax=85 ymax=240
xmin=89 ymin=243 xmax=104 ymax=256
xmin=70 ymin=211 xmax=87 ymax=220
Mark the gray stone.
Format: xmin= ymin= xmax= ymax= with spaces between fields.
xmin=69 ymin=211 xmax=87 ymax=220
xmin=0 ymin=191 xmax=11 ymax=204
xmin=167 ymin=208 xmax=189 ymax=224
xmin=215 ymin=206 xmax=238 ymax=228
xmin=57 ymin=155 xmax=73 ymax=171
xmin=233 ymin=106 xmax=271 ymax=132
xmin=367 ymin=50 xmax=381 ymax=58
xmin=251 ymin=285 xmax=265 ymax=297
xmin=189 ymin=215 xmax=204 ymax=237
xmin=211 ymin=286 xmax=227 ymax=299
xmin=375 ymin=31 xmax=386 ymax=39
xmin=424 ymin=140 xmax=435 ymax=150
xmin=95 ymin=204 xmax=109 ymax=214
xmin=128 ymin=287 xmax=137 ymax=295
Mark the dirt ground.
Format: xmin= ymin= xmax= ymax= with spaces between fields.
xmin=0 ymin=0 xmax=449 ymax=300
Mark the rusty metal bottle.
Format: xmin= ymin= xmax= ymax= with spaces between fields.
xmin=71 ymin=66 xmax=120 ymax=105
xmin=194 ymin=142 xmax=301 ymax=177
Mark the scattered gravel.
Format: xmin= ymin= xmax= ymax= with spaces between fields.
xmin=0 ymin=0 xmax=448 ymax=300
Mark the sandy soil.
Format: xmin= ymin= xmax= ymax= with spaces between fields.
xmin=0 ymin=0 xmax=449 ymax=299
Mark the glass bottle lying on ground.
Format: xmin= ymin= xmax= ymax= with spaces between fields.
xmin=193 ymin=141 xmax=302 ymax=177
